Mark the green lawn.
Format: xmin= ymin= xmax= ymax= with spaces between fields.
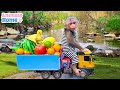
xmin=88 ymin=55 xmax=120 ymax=79
xmin=0 ymin=53 xmax=120 ymax=79
xmin=0 ymin=53 xmax=26 ymax=79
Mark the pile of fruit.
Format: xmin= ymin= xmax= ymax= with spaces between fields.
xmin=12 ymin=30 xmax=61 ymax=57
xmin=34 ymin=37 xmax=61 ymax=57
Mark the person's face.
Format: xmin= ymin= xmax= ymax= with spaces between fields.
xmin=68 ymin=20 xmax=77 ymax=31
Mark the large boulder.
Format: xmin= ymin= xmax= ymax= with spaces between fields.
xmin=93 ymin=49 xmax=106 ymax=57
xmin=0 ymin=28 xmax=20 ymax=36
xmin=0 ymin=44 xmax=12 ymax=53
xmin=7 ymin=27 xmax=20 ymax=35
xmin=104 ymin=50 xmax=117 ymax=57
xmin=0 ymin=30 xmax=7 ymax=36
xmin=94 ymin=49 xmax=120 ymax=57
xmin=113 ymin=49 xmax=120 ymax=57
xmin=86 ymin=45 xmax=95 ymax=51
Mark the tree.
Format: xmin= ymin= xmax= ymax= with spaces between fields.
xmin=106 ymin=19 xmax=120 ymax=33
xmin=22 ymin=11 xmax=32 ymax=26
xmin=97 ymin=12 xmax=120 ymax=34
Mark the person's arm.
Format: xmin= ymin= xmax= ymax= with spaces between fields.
xmin=65 ymin=29 xmax=83 ymax=50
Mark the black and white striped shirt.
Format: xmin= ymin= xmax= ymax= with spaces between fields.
xmin=61 ymin=29 xmax=76 ymax=53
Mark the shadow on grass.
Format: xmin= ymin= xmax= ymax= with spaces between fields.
xmin=0 ymin=60 xmax=17 ymax=66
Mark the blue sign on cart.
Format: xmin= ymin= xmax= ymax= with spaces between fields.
xmin=16 ymin=55 xmax=60 ymax=70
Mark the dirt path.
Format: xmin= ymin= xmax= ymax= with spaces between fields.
xmin=3 ymin=72 xmax=54 ymax=79
xmin=3 ymin=72 xmax=83 ymax=79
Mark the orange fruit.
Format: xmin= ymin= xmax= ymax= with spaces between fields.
xmin=53 ymin=44 xmax=61 ymax=52
xmin=54 ymin=52 xmax=60 ymax=57
xmin=24 ymin=50 xmax=28 ymax=54
xmin=47 ymin=47 xmax=55 ymax=54
xmin=16 ymin=48 xmax=24 ymax=55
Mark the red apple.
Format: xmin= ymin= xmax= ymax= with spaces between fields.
xmin=34 ymin=45 xmax=46 ymax=54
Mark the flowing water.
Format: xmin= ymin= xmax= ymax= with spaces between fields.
xmin=42 ymin=28 xmax=120 ymax=49
xmin=0 ymin=28 xmax=120 ymax=49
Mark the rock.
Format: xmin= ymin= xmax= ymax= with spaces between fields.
xmin=0 ymin=44 xmax=12 ymax=53
xmin=27 ymin=27 xmax=34 ymax=33
xmin=7 ymin=35 xmax=18 ymax=39
xmin=104 ymin=50 xmax=116 ymax=57
xmin=0 ymin=28 xmax=20 ymax=36
xmin=86 ymin=39 xmax=95 ymax=42
xmin=94 ymin=49 xmax=120 ymax=57
xmin=104 ymin=33 xmax=116 ymax=38
xmin=113 ymin=49 xmax=120 ymax=57
xmin=93 ymin=49 xmax=106 ymax=57
xmin=7 ymin=28 xmax=20 ymax=35
xmin=86 ymin=45 xmax=95 ymax=51
xmin=94 ymin=48 xmax=98 ymax=52
xmin=0 ymin=30 xmax=7 ymax=36
xmin=114 ymin=37 xmax=120 ymax=40
xmin=14 ymin=34 xmax=25 ymax=40
xmin=0 ymin=36 xmax=7 ymax=39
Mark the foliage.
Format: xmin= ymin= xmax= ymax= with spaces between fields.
xmin=45 ymin=11 xmax=68 ymax=21
xmin=106 ymin=19 xmax=120 ymax=33
xmin=0 ymin=11 xmax=77 ymax=30
xmin=21 ymin=11 xmax=68 ymax=30
xmin=97 ymin=16 xmax=107 ymax=24
xmin=22 ymin=11 xmax=32 ymax=25
xmin=97 ymin=13 xmax=120 ymax=33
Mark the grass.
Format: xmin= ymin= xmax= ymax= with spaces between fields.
xmin=105 ymin=39 xmax=120 ymax=48
xmin=0 ymin=53 xmax=26 ymax=79
xmin=0 ymin=53 xmax=120 ymax=79
xmin=88 ymin=55 xmax=120 ymax=79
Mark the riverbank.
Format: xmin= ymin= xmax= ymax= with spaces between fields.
xmin=0 ymin=53 xmax=120 ymax=79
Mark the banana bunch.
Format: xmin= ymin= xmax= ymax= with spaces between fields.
xmin=25 ymin=30 xmax=43 ymax=44
xmin=21 ymin=39 xmax=36 ymax=54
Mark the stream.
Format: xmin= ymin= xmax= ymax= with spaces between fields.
xmin=0 ymin=28 xmax=120 ymax=50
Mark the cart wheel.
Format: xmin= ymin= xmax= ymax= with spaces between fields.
xmin=41 ymin=71 xmax=51 ymax=79
xmin=53 ymin=71 xmax=62 ymax=79
xmin=80 ymin=69 xmax=88 ymax=78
